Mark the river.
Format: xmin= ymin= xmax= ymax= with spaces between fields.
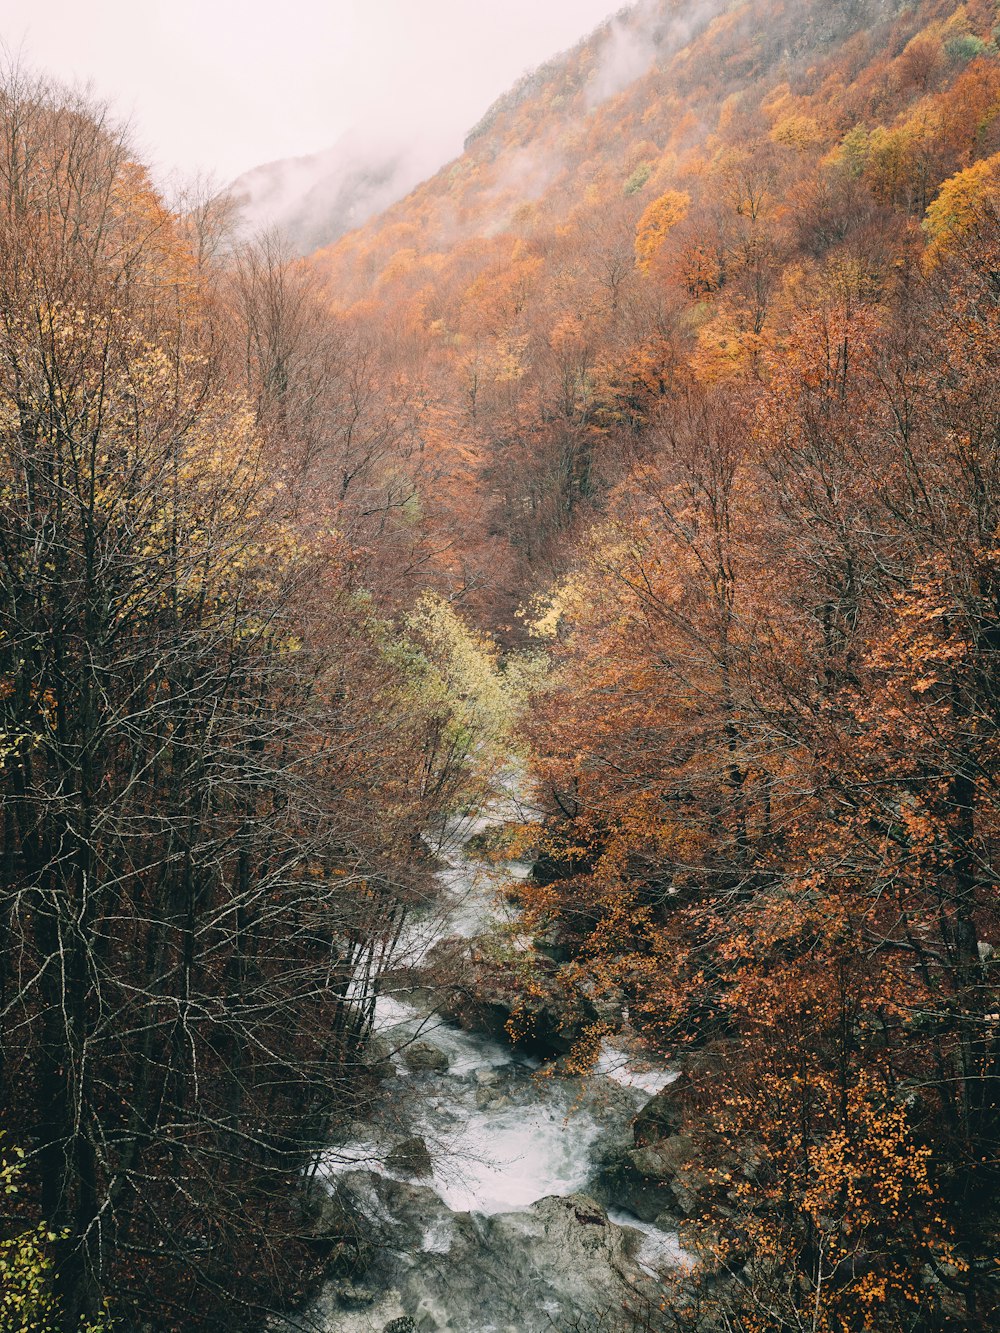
xmin=289 ymin=786 xmax=683 ymax=1332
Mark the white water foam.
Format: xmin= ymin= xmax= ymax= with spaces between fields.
xmin=422 ymin=1095 xmax=603 ymax=1214
xmin=595 ymin=1039 xmax=677 ymax=1096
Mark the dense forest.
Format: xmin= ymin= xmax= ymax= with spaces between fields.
xmin=0 ymin=62 xmax=518 ymax=1331
xmin=2 ymin=0 xmax=1000 ymax=1327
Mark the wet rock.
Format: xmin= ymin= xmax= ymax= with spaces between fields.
xmin=633 ymin=1086 xmax=685 ymax=1146
xmin=632 ymin=1135 xmax=698 ymax=1214
xmin=477 ymin=1192 xmax=643 ymax=1323
xmin=474 ymin=1083 xmax=507 ymax=1110
xmin=299 ymin=1179 xmax=348 ymax=1238
xmin=338 ymin=1281 xmax=378 ymax=1310
xmin=441 ymin=960 xmax=589 ymax=1060
xmin=305 ymin=1176 xmax=657 ymax=1332
xmin=333 ymin=1171 xmax=464 ymax=1276
xmin=386 ymin=1136 xmax=433 ymax=1179
xmin=402 ymin=1040 xmax=450 ymax=1073
xmin=532 ymin=924 xmax=572 ymax=965
xmin=578 ymin=978 xmax=626 ymax=1032
xmin=590 ymin=1134 xmax=694 ymax=1222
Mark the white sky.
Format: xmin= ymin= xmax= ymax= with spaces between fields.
xmin=4 ymin=1 xmax=621 ymax=186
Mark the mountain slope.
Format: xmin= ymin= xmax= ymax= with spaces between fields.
xmin=306 ymin=0 xmax=999 ymax=629
xmin=300 ymin=7 xmax=1000 ymax=1327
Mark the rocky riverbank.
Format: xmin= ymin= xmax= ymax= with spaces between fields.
xmin=276 ymin=798 xmax=688 ymax=1333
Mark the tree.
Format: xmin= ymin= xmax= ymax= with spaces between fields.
xmin=0 ymin=1139 xmax=106 ymax=1332
xmin=634 ymin=190 xmax=691 ymax=274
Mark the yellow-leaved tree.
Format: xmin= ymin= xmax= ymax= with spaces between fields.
xmin=0 ymin=1140 xmax=107 ymax=1332
xmin=923 ymin=151 xmax=1000 ymax=265
xmin=634 ymin=189 xmax=691 ymax=273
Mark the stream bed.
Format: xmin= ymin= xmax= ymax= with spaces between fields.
xmin=289 ymin=795 xmax=683 ymax=1332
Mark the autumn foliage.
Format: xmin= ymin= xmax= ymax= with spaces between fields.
xmin=517 ymin=209 xmax=1000 ymax=1333
xmin=3 ymin=0 xmax=1000 ymax=1327
xmin=303 ymin=0 xmax=1000 ymax=1325
xmin=0 ymin=69 xmax=501 ymax=1331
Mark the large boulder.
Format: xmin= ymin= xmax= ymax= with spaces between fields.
xmin=590 ymin=1133 xmax=696 ymax=1223
xmin=439 ymin=953 xmax=593 ymax=1059
xmin=385 ymin=1136 xmax=433 ymax=1179
xmin=478 ymin=1193 xmax=642 ymax=1319
xmin=633 ymin=1085 xmax=685 ymax=1146
xmin=402 ymin=1040 xmax=449 ymax=1074
xmin=577 ymin=978 xmax=626 ymax=1033
xmin=298 ymin=1175 xmax=659 ymax=1332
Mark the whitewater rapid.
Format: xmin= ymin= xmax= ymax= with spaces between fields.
xmin=301 ymin=790 xmax=683 ymax=1330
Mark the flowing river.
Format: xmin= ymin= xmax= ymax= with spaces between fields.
xmin=289 ymin=789 xmax=683 ymax=1332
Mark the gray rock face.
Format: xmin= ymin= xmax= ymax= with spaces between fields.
xmin=633 ymin=1086 xmax=685 ymax=1146
xmin=478 ymin=1192 xmax=642 ymax=1321
xmin=402 ymin=1041 xmax=450 ymax=1074
xmin=590 ymin=1133 xmax=696 ymax=1224
xmin=440 ymin=961 xmax=590 ymax=1060
xmin=300 ymin=1173 xmax=653 ymax=1332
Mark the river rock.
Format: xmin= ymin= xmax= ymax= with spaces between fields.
xmin=477 ymin=1192 xmax=640 ymax=1319
xmin=339 ymin=1281 xmax=378 ymax=1310
xmin=441 ymin=959 xmax=589 ymax=1059
xmin=402 ymin=1040 xmax=449 ymax=1073
xmin=633 ymin=1085 xmax=685 ymax=1145
xmin=385 ymin=1136 xmax=433 ymax=1179
xmin=590 ymin=1133 xmax=695 ymax=1223
xmin=347 ymin=1172 xmax=458 ymax=1239
xmin=532 ymin=923 xmax=573 ymax=965
xmin=474 ymin=1084 xmax=503 ymax=1109
xmin=578 ymin=978 xmax=626 ymax=1032
xmin=362 ymin=1033 xmax=396 ymax=1082
xmin=302 ymin=1175 xmax=656 ymax=1332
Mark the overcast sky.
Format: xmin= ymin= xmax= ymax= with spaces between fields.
xmin=4 ymin=1 xmax=622 ymax=186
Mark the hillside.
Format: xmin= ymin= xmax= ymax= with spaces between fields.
xmin=305 ymin=2 xmax=1000 ymax=1327
xmin=311 ymin=0 xmax=1000 ymax=626
xmin=1 ymin=3 xmax=999 ymax=1329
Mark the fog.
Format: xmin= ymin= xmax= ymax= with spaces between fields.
xmin=4 ymin=0 xmax=625 ymax=187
